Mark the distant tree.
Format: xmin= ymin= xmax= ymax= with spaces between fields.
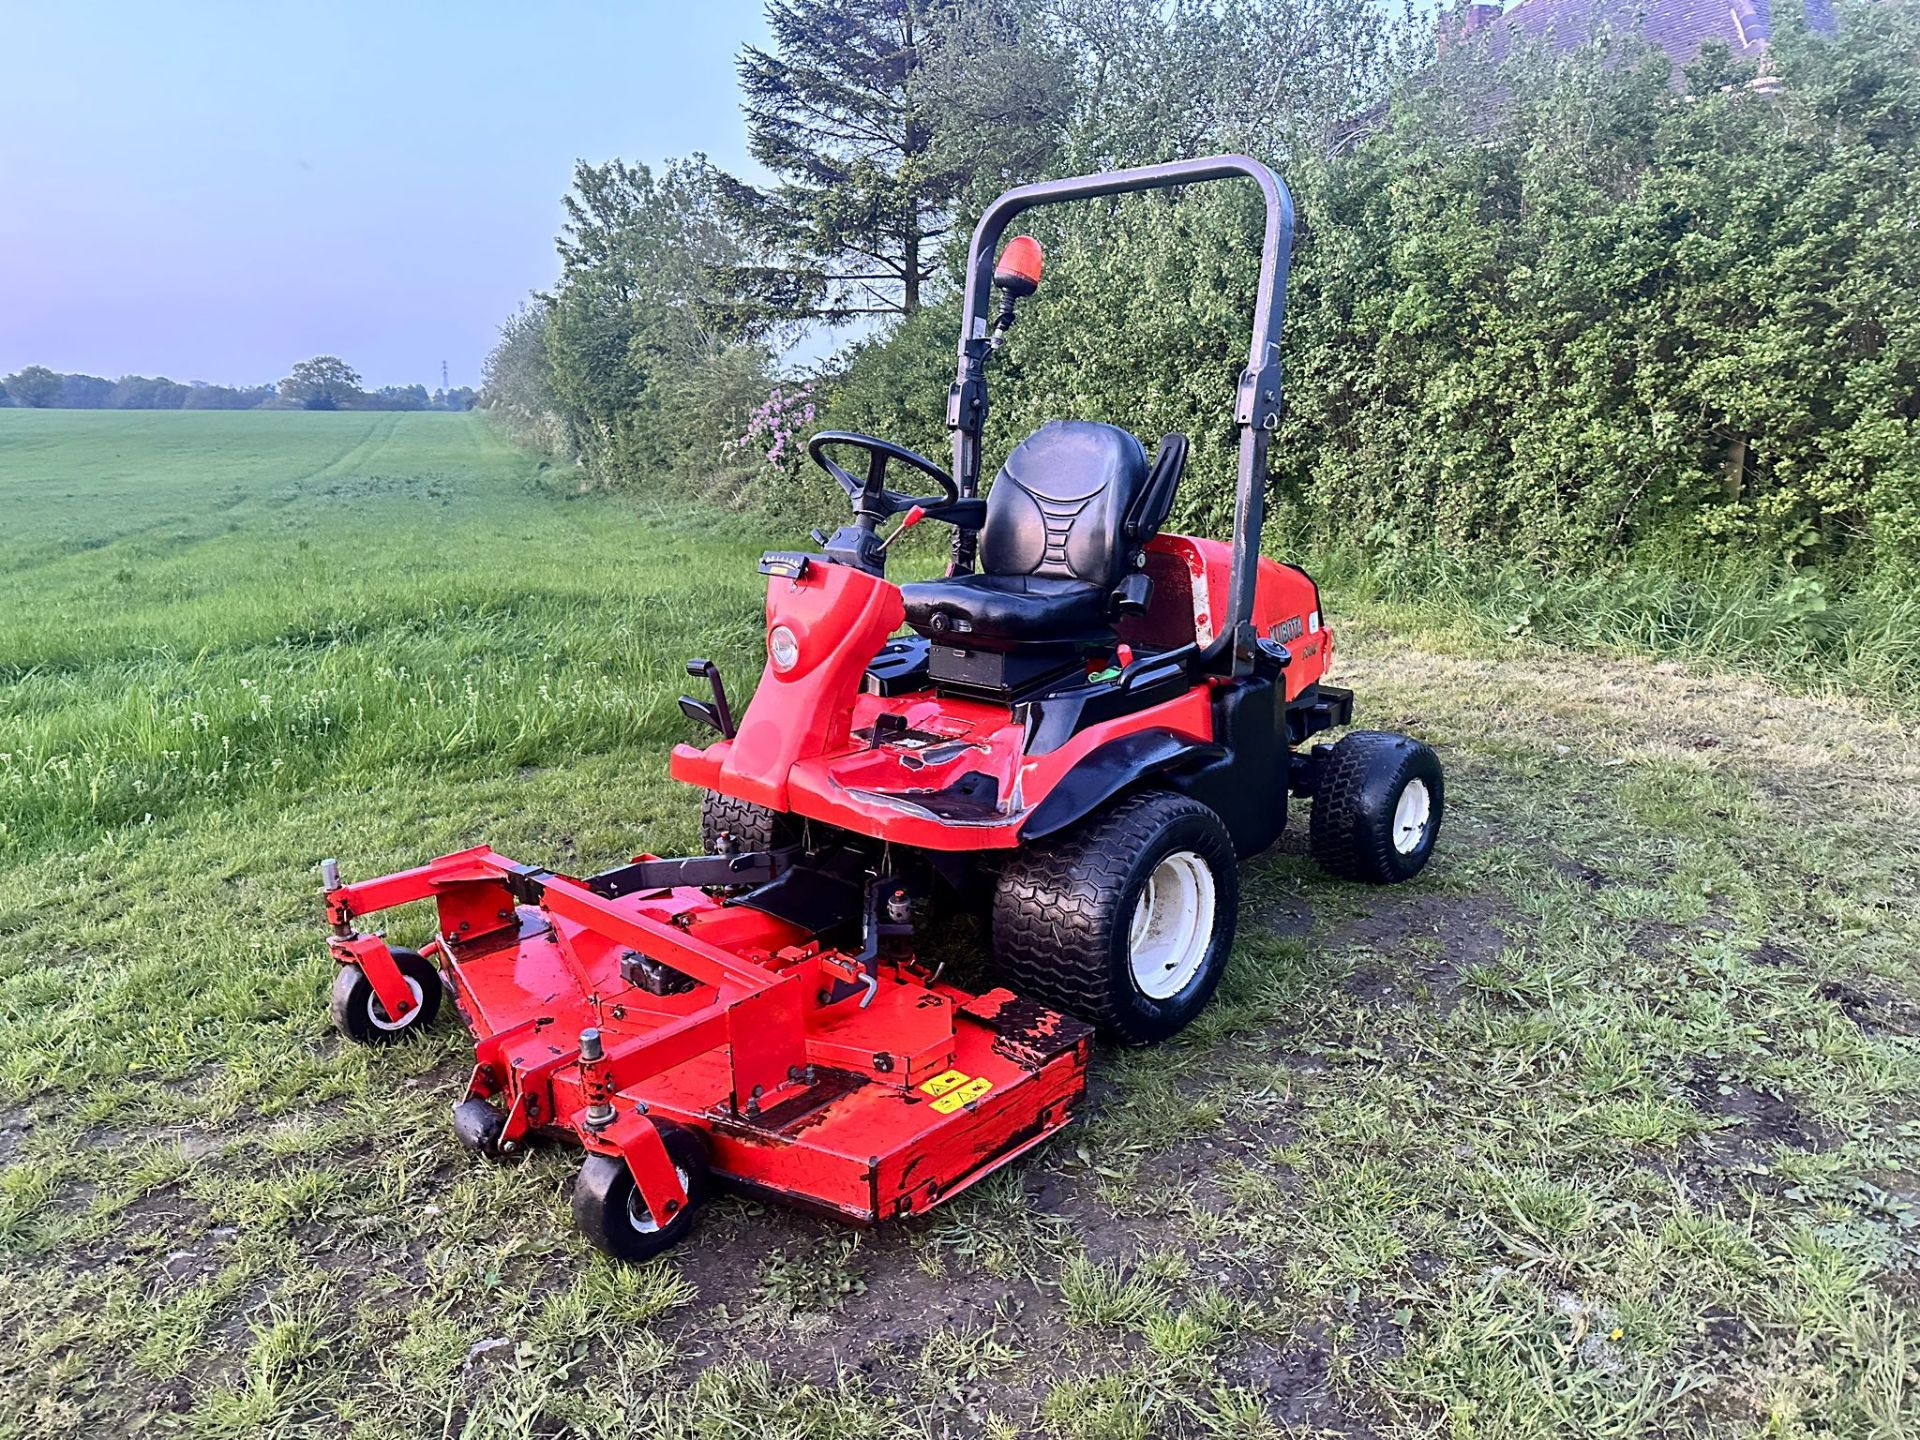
xmin=183 ymin=382 xmax=276 ymax=410
xmin=281 ymin=356 xmax=363 ymax=410
xmin=3 ymin=366 xmax=62 ymax=408
xmin=481 ymin=304 xmax=564 ymax=448
xmin=108 ymin=375 xmax=188 ymax=409
xmin=367 ymin=383 xmax=431 ymax=411
xmin=543 ymin=157 xmax=771 ymax=472
xmin=59 ymin=373 xmax=114 ymax=408
xmin=719 ymin=0 xmax=971 ymax=322
xmin=433 ymin=386 xmax=477 ymax=411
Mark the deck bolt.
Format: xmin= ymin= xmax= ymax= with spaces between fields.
xmin=321 ymin=858 xmax=341 ymax=890
xmin=578 ymin=1028 xmax=604 ymax=1061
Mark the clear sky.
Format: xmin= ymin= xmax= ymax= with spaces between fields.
xmin=0 ymin=3 xmax=769 ymax=389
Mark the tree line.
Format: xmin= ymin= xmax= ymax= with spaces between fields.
xmin=484 ymin=0 xmax=1918 ymax=589
xmin=1 ymin=356 xmax=476 ymax=412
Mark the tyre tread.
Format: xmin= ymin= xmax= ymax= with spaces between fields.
xmin=1308 ymin=731 xmax=1441 ymax=883
xmin=699 ymin=791 xmax=794 ymax=853
xmin=992 ymin=790 xmax=1233 ymax=1040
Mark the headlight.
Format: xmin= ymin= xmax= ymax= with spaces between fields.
xmin=769 ymin=624 xmax=800 ymax=673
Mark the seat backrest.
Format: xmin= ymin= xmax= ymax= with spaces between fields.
xmin=1129 ymin=433 xmax=1187 ymax=545
xmin=980 ymin=421 xmax=1152 ymax=591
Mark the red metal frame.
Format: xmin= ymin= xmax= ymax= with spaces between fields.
xmin=326 ymin=847 xmax=1089 ymax=1226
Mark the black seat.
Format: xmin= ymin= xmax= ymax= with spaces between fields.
xmin=901 ymin=421 xmax=1185 ymax=655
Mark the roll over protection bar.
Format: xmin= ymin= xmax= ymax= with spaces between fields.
xmin=946 ymin=154 xmax=1295 ymax=677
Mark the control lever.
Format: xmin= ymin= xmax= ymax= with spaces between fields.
xmin=875 ymin=505 xmax=926 ymax=553
xmin=678 ymin=658 xmax=736 ymax=739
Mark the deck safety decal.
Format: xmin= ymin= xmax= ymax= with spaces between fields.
xmin=921 ymin=1070 xmax=993 ymax=1113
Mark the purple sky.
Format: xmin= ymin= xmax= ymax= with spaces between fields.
xmin=0 ymin=4 xmax=770 ymax=390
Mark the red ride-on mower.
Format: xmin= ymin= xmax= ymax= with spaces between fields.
xmin=321 ymin=155 xmax=1443 ymax=1261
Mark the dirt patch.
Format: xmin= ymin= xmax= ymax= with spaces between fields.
xmin=1682 ymin=1059 xmax=1838 ymax=1162
xmin=1326 ymin=889 xmax=1515 ymax=1008
xmin=1231 ymin=1312 xmax=1398 ymax=1435
xmin=1816 ymin=979 xmax=1920 ymax=1038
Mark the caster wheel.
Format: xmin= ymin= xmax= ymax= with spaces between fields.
xmin=329 ymin=946 xmax=442 ymax=1044
xmin=1308 ymin=731 xmax=1444 ymax=884
xmin=572 ymin=1123 xmax=709 ymax=1263
xmin=452 ymin=1098 xmax=506 ymax=1158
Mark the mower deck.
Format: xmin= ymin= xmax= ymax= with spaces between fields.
xmin=323 ymin=846 xmax=1090 ymax=1231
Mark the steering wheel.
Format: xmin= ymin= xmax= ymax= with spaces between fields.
xmin=807 ymin=432 xmax=958 ymax=526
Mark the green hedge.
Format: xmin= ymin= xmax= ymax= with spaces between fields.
xmin=819 ymin=10 xmax=1920 ymax=583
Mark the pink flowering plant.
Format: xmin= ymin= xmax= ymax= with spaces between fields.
xmin=729 ymin=384 xmax=816 ymax=475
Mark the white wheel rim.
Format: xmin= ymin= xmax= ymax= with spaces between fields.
xmin=626 ymin=1165 xmax=691 ymax=1235
xmin=366 ymin=976 xmax=424 ymax=1032
xmin=1127 ymin=850 xmax=1217 ymax=1000
xmin=1392 ymin=778 xmax=1432 ymax=855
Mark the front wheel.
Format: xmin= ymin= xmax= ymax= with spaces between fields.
xmin=992 ymin=791 xmax=1238 ymax=1045
xmin=1308 ymin=731 xmax=1444 ymax=884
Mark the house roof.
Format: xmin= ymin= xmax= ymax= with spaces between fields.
xmin=1458 ymin=0 xmax=1836 ymax=70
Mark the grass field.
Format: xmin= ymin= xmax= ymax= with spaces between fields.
xmin=2 ymin=409 xmax=1918 ymax=1439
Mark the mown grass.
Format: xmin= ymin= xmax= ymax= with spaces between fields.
xmin=2 ymin=409 xmax=1917 ymax=1438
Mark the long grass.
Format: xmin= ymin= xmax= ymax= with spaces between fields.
xmin=0 ymin=410 xmax=771 ymax=859
xmin=1297 ymin=541 xmax=1920 ymax=710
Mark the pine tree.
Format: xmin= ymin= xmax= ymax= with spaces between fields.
xmin=723 ymin=0 xmax=959 ymax=323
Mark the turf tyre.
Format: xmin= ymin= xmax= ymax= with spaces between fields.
xmin=699 ymin=790 xmax=799 ymax=854
xmin=992 ymin=790 xmax=1237 ymax=1045
xmin=1308 ymin=731 xmax=1444 ymax=884
xmin=572 ymin=1124 xmax=709 ymax=1263
xmin=329 ymin=947 xmax=442 ymax=1044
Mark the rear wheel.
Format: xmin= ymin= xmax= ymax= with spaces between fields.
xmin=572 ymin=1124 xmax=709 ymax=1263
xmin=329 ymin=947 xmax=442 ymax=1044
xmin=1308 ymin=731 xmax=1444 ymax=884
xmin=992 ymin=790 xmax=1238 ymax=1045
xmin=699 ymin=790 xmax=799 ymax=854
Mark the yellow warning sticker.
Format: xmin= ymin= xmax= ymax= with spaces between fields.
xmin=931 ymin=1076 xmax=993 ymax=1114
xmin=919 ymin=1069 xmax=970 ymax=1098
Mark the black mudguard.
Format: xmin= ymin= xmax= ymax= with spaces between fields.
xmin=1020 ymin=730 xmax=1222 ymax=841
